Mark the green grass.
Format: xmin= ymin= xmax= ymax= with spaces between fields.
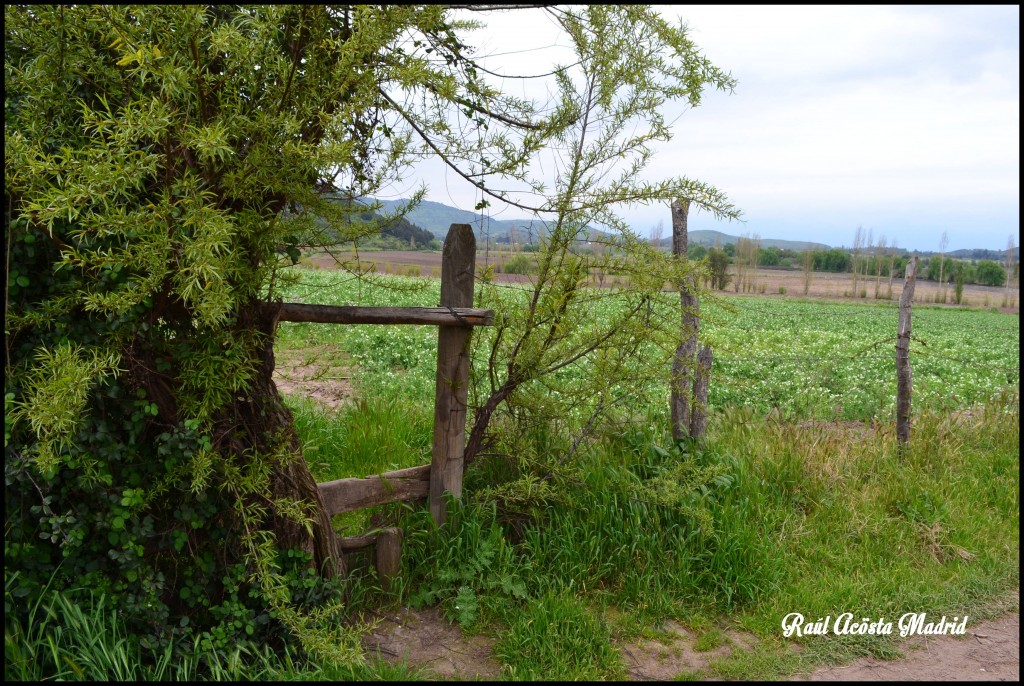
xmin=495 ymin=591 xmax=624 ymax=681
xmin=4 ymin=573 xmax=284 ymax=681
xmin=693 ymin=628 xmax=726 ymax=652
xmin=269 ymin=269 xmax=1018 ymax=680
xmin=4 ymin=570 xmax=427 ymax=682
xmin=298 ymin=392 xmax=1015 ymax=680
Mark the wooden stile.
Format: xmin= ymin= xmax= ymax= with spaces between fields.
xmin=305 ymin=223 xmax=486 ymax=576
xmin=430 ymin=224 xmax=476 ymax=525
xmin=374 ymin=528 xmax=402 ymax=589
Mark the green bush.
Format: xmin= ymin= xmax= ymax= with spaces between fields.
xmin=502 ymin=253 xmax=534 ymax=275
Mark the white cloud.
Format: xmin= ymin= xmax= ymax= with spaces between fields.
xmin=387 ymin=5 xmax=1019 ymax=251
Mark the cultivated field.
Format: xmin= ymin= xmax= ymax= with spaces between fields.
xmin=277 ymin=269 xmax=1019 ymax=428
xmin=271 ymin=267 xmax=1019 ymax=680
xmin=301 ymin=249 xmax=1020 ymax=312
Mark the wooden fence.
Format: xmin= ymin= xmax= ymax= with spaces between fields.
xmin=276 ymin=224 xmax=490 ymax=582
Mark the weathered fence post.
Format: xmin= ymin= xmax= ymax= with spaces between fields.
xmin=374 ymin=527 xmax=402 ymax=590
xmin=671 ymin=198 xmax=699 ymax=441
xmin=896 ymin=256 xmax=918 ymax=452
xmin=430 ymin=224 xmax=476 ymax=525
xmin=690 ymin=344 xmax=713 ymax=440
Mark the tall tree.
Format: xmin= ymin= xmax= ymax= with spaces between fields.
xmin=4 ymin=4 xmax=580 ymax=656
xmin=873 ymin=234 xmax=886 ymax=299
xmin=851 ymin=226 xmax=865 ymax=298
xmin=801 ymin=248 xmax=815 ymax=296
xmin=1005 ymin=234 xmax=1017 ymax=307
xmin=5 ymin=3 xmax=738 ymax=659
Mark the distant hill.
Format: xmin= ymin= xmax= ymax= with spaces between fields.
xmin=654 ymin=230 xmax=830 ymax=252
xmin=317 ymin=196 xmax=437 ymax=248
xmin=371 ymin=198 xmax=551 ymax=244
xmin=367 ymin=198 xmax=1017 ymax=256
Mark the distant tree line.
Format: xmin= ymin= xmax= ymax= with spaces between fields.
xmin=686 ymin=242 xmax=1010 ymax=290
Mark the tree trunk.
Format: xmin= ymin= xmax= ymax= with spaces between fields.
xmin=689 ymin=343 xmax=712 ymax=441
xmin=249 ymin=302 xmax=343 ymax=577
xmin=671 ymin=198 xmax=697 ymax=441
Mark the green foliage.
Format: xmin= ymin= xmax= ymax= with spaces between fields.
xmin=975 ymin=259 xmax=1007 ymax=287
xmin=812 ymin=248 xmax=853 ymax=272
xmin=3 ymin=571 xmax=291 ymax=681
xmin=402 ymin=498 xmax=531 ymax=629
xmin=501 ymin=253 xmax=534 ymax=275
xmin=759 ymin=246 xmax=781 ymax=266
xmin=463 ymin=5 xmax=740 ymax=480
xmin=274 ymin=269 xmax=1017 ymax=678
xmin=3 ymin=2 xmax=582 ymax=665
xmin=954 ymin=261 xmax=966 ymax=304
xmin=706 ymin=247 xmax=732 ymax=290
xmin=496 ymin=591 xmax=624 ymax=680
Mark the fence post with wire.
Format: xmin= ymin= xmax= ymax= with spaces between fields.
xmin=896 ymin=256 xmax=918 ymax=452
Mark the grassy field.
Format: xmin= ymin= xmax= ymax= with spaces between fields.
xmin=9 ymin=268 xmax=1014 ymax=680
xmin=270 ymin=269 xmax=1018 ymax=680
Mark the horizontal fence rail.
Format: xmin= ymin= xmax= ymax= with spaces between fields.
xmin=317 ymin=464 xmax=431 ymax=515
xmin=279 ymin=303 xmax=493 ymax=327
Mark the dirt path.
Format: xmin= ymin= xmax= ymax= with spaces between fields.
xmin=361 ymin=606 xmax=1019 ymax=681
xmin=796 ymin=612 xmax=1019 ymax=682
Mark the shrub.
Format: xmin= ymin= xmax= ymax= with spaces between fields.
xmin=502 ymin=253 xmax=534 ymax=275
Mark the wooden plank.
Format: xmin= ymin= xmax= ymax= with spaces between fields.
xmin=375 ymin=528 xmax=402 ymax=589
xmin=430 ymin=224 xmax=476 ymax=525
xmin=338 ymin=533 xmax=378 ymax=551
xmin=278 ymin=303 xmax=493 ymax=327
xmin=317 ymin=464 xmax=430 ymax=516
xmin=896 ymin=256 xmax=918 ymax=452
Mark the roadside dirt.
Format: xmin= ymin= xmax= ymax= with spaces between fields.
xmin=617 ymin=621 xmax=758 ymax=680
xmin=273 ymin=345 xmax=354 ymax=410
xmin=360 ymin=604 xmax=1019 ymax=681
xmin=361 ymin=606 xmax=502 ymax=680
xmin=798 ymin=612 xmax=1020 ymax=682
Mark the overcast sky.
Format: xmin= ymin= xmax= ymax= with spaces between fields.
xmin=381 ymin=5 xmax=1019 ymax=252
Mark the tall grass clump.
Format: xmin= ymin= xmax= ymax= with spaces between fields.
xmin=4 ymin=573 xmax=289 ymax=681
xmin=704 ymin=392 xmax=1018 ymax=662
xmin=288 ymin=395 xmax=432 ymax=481
xmin=495 ymin=590 xmax=624 ymax=680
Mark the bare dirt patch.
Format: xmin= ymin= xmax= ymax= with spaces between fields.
xmin=361 ymin=606 xmax=502 ymax=680
xmin=273 ymin=345 xmax=354 ymax=410
xmin=796 ymin=612 xmax=1020 ymax=682
xmin=361 ymin=603 xmax=1019 ymax=681
xmin=617 ymin=621 xmax=758 ymax=680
